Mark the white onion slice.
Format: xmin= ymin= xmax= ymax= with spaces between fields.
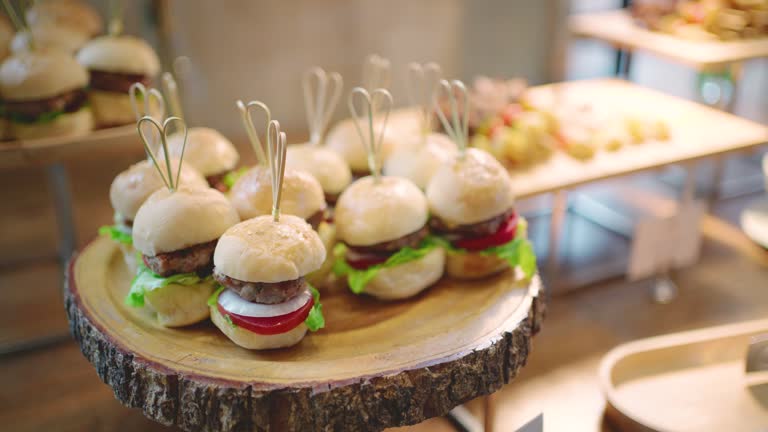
xmin=218 ymin=288 xmax=312 ymax=318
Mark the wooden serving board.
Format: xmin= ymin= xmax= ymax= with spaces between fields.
xmin=64 ymin=237 xmax=545 ymax=432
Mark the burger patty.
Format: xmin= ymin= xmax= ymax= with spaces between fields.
xmin=206 ymin=172 xmax=229 ymax=193
xmin=4 ymin=89 xmax=88 ymax=121
xmin=324 ymin=192 xmax=340 ymax=205
xmin=430 ymin=208 xmax=515 ymax=238
xmin=349 ymin=225 xmax=429 ymax=254
xmin=306 ymin=209 xmax=326 ymax=231
xmin=143 ymin=239 xmax=217 ymax=277
xmin=89 ymin=70 xmax=151 ymax=94
xmin=213 ymin=271 xmax=307 ymax=304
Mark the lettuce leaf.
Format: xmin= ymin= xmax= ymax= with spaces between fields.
xmin=207 ymin=285 xmax=225 ymax=307
xmin=305 ymin=284 xmax=325 ymax=332
xmin=126 ymin=262 xmax=212 ymax=307
xmin=99 ymin=224 xmax=133 ymax=245
xmin=333 ymin=236 xmax=442 ymax=294
xmin=430 ymin=218 xmax=537 ymax=279
xmin=222 ymin=166 xmax=250 ymax=189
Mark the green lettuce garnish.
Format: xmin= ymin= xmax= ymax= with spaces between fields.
xmin=207 ymin=285 xmax=225 ymax=306
xmin=222 ymin=166 xmax=249 ymax=189
xmin=333 ymin=236 xmax=442 ymax=294
xmin=305 ymin=284 xmax=325 ymax=332
xmin=430 ymin=218 xmax=537 ymax=279
xmin=99 ymin=224 xmax=133 ymax=245
xmin=126 ymin=262 xmax=212 ymax=307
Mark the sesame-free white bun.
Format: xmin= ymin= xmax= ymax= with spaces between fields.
xmin=229 ymin=166 xmax=326 ymax=221
xmin=145 ymin=279 xmax=216 ymax=327
xmin=445 ymin=251 xmax=509 ymax=280
xmin=364 ymin=247 xmax=445 ymax=300
xmin=164 ymin=127 xmax=239 ymax=177
xmin=109 ymin=159 xmax=208 ymax=222
xmin=211 ymin=307 xmax=308 ymax=349
xmin=132 ymin=186 xmax=240 ymax=256
xmin=325 ymin=118 xmax=403 ymax=174
xmin=0 ymin=51 xmax=88 ymax=100
xmin=427 ymin=148 xmax=515 ymax=226
xmin=214 ymin=215 xmax=326 ymax=283
xmin=9 ymin=108 xmax=93 ymax=140
xmin=77 ymin=35 xmax=160 ymax=76
xmin=286 ymin=143 xmax=352 ymax=195
xmin=118 ymin=243 xmax=139 ymax=274
xmin=383 ymin=133 xmax=457 ymax=189
xmin=11 ymin=26 xmax=89 ymax=54
xmin=26 ymin=0 xmax=103 ymax=37
xmin=335 ymin=176 xmax=428 ymax=246
xmin=87 ymin=90 xmax=135 ymax=127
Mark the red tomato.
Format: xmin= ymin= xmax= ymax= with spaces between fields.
xmin=218 ymin=297 xmax=313 ymax=335
xmin=501 ymin=104 xmax=522 ymax=126
xmin=346 ymin=249 xmax=390 ymax=270
xmin=453 ymin=213 xmax=518 ymax=251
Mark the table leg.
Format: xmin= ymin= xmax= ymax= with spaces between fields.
xmin=46 ymin=162 xmax=77 ymax=262
xmin=547 ymin=190 xmax=568 ymax=278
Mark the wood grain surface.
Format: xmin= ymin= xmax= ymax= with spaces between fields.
xmin=64 ymin=237 xmax=545 ymax=431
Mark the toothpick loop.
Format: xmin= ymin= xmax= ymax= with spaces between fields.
xmin=236 ymin=100 xmax=270 ymax=167
xmin=434 ymin=79 xmax=469 ymax=158
xmin=348 ymin=87 xmax=393 ymax=181
xmin=137 ymin=116 xmax=188 ymax=192
xmin=362 ymin=54 xmax=391 ymax=114
xmin=406 ymin=62 xmax=442 ymax=138
xmin=266 ymin=120 xmax=287 ymax=222
xmin=108 ymin=0 xmax=123 ymax=36
xmin=302 ymin=67 xmax=343 ymax=145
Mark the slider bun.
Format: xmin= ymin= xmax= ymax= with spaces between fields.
xmin=229 ymin=166 xmax=326 ymax=220
xmin=87 ymin=90 xmax=136 ymax=127
xmin=145 ymin=279 xmax=216 ymax=327
xmin=26 ymin=0 xmax=103 ymax=37
xmin=211 ymin=307 xmax=307 ymax=350
xmin=109 ymin=159 xmax=207 ymax=222
xmin=0 ymin=51 xmax=88 ymax=100
xmin=214 ymin=215 xmax=326 ymax=283
xmin=11 ymin=26 xmax=89 ymax=55
xmin=427 ymin=148 xmax=515 ymax=226
xmin=77 ymin=35 xmax=160 ymax=76
xmin=9 ymin=107 xmax=93 ymax=140
xmin=364 ymin=247 xmax=445 ymax=300
xmin=286 ymin=143 xmax=352 ymax=195
xmin=335 ymin=176 xmax=428 ymax=246
xmin=445 ymin=252 xmax=508 ymax=280
xmin=383 ymin=133 xmax=457 ymax=189
xmin=133 ymin=186 xmax=240 ymax=256
xmin=118 ymin=243 xmax=139 ymax=274
xmin=165 ymin=127 xmax=239 ymax=177
xmin=325 ymin=118 xmax=402 ymax=173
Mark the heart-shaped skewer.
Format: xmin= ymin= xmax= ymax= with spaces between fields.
xmin=137 ymin=116 xmax=188 ymax=192
xmin=348 ymin=87 xmax=393 ymax=182
xmin=236 ymin=100 xmax=271 ymax=166
xmin=303 ymin=67 xmax=343 ymax=146
xmin=266 ymin=120 xmax=287 ymax=222
xmin=406 ymin=62 xmax=442 ymax=139
xmin=433 ymin=79 xmax=469 ymax=159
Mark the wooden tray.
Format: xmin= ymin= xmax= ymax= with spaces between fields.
xmin=600 ymin=319 xmax=768 ymax=431
xmin=64 ymin=237 xmax=546 ymax=432
xmin=569 ymin=9 xmax=768 ymax=69
xmin=0 ymin=124 xmax=136 ymax=169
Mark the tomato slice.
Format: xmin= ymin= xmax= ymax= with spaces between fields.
xmin=218 ymin=297 xmax=313 ymax=335
xmin=453 ymin=213 xmax=518 ymax=251
xmin=345 ymin=248 xmax=391 ymax=270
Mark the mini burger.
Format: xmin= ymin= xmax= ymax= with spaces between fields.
xmin=101 ymin=159 xmax=207 ymax=273
xmin=11 ymin=25 xmax=89 ymax=55
xmin=128 ymin=185 xmax=240 ymax=327
xmin=209 ymin=215 xmax=326 ymax=350
xmin=325 ymin=117 xmax=404 ymax=177
xmin=383 ymin=132 xmax=457 ymax=189
xmin=333 ymin=176 xmax=445 ymax=300
xmin=0 ymin=50 xmax=93 ymax=140
xmin=229 ymin=166 xmax=327 ymax=229
xmin=25 ymin=0 xmax=103 ymax=38
xmin=165 ymin=127 xmax=239 ymax=192
xmin=426 ymin=147 xmax=536 ymax=280
xmin=76 ymin=35 xmax=160 ymax=127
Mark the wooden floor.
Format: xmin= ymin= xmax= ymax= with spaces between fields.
xmin=1 ymin=145 xmax=767 ymax=431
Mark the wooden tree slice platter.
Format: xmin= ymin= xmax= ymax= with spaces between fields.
xmin=64 ymin=237 xmax=546 ymax=431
